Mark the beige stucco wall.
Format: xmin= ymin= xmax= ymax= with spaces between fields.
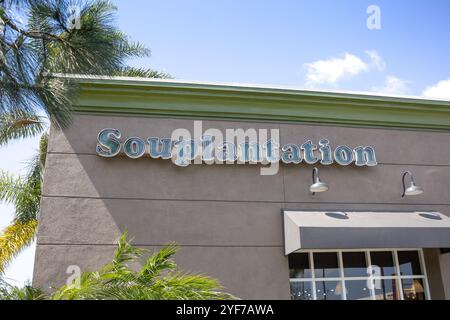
xmin=33 ymin=114 xmax=450 ymax=299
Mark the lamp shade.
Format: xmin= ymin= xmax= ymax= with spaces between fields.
xmin=401 ymin=171 xmax=424 ymax=197
xmin=404 ymin=181 xmax=424 ymax=196
xmin=310 ymin=167 xmax=328 ymax=195
xmin=310 ymin=180 xmax=329 ymax=193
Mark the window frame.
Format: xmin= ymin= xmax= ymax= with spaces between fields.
xmin=289 ymin=248 xmax=430 ymax=300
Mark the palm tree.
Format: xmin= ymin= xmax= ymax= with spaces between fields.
xmin=1 ymin=0 xmax=169 ymax=128
xmin=0 ymin=0 xmax=170 ymax=275
xmin=0 ymin=233 xmax=237 ymax=300
xmin=0 ymin=109 xmax=47 ymax=274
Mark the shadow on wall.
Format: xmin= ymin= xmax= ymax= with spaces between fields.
xmin=35 ymin=115 xmax=450 ymax=299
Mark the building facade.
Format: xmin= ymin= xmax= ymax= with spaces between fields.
xmin=33 ymin=76 xmax=450 ymax=300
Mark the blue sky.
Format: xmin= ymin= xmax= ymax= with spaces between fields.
xmin=1 ymin=0 xmax=450 ymax=286
xmin=114 ymin=0 xmax=450 ymax=97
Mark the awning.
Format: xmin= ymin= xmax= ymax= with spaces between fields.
xmin=283 ymin=210 xmax=450 ymax=255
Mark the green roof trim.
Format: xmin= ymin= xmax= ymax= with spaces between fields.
xmin=69 ymin=75 xmax=450 ymax=131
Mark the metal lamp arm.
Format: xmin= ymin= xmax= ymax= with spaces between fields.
xmin=312 ymin=167 xmax=319 ymax=196
xmin=401 ymin=171 xmax=412 ymax=198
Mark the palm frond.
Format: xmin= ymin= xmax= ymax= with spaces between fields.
xmin=33 ymin=0 xmax=150 ymax=76
xmin=0 ymin=170 xmax=41 ymax=222
xmin=0 ymin=219 xmax=38 ymax=274
xmin=112 ymin=66 xmax=173 ymax=79
xmin=52 ymin=271 xmax=102 ymax=300
xmin=23 ymin=134 xmax=47 ymax=197
xmin=0 ymin=172 xmax=26 ymax=205
xmin=153 ymin=272 xmax=237 ymax=300
xmin=111 ymin=231 xmax=145 ymax=272
xmin=0 ymin=282 xmax=47 ymax=300
xmin=34 ymin=76 xmax=77 ymax=129
xmin=38 ymin=132 xmax=48 ymax=170
xmin=0 ymin=109 xmax=46 ymax=146
xmin=139 ymin=243 xmax=178 ymax=280
xmin=50 ymin=232 xmax=236 ymax=300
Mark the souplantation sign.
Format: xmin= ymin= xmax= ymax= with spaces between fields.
xmin=96 ymin=128 xmax=378 ymax=168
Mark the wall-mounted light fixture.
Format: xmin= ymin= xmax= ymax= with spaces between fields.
xmin=310 ymin=167 xmax=329 ymax=196
xmin=401 ymin=171 xmax=424 ymax=197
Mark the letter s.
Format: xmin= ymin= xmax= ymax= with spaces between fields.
xmin=96 ymin=128 xmax=121 ymax=157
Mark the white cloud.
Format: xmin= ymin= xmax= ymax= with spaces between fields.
xmin=304 ymin=51 xmax=385 ymax=87
xmin=422 ymin=79 xmax=450 ymax=99
xmin=365 ymin=50 xmax=386 ymax=71
xmin=372 ymin=76 xmax=410 ymax=95
xmin=304 ymin=53 xmax=367 ymax=87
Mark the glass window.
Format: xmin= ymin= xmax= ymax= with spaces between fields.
xmin=290 ymin=281 xmax=314 ymax=300
xmin=342 ymin=252 xmax=368 ymax=277
xmin=289 ymin=253 xmax=312 ymax=279
xmin=315 ymin=281 xmax=343 ymax=300
xmin=401 ymin=279 xmax=426 ymax=300
xmin=313 ymin=252 xmax=340 ymax=278
xmin=398 ymin=251 xmax=423 ymax=276
xmin=288 ymin=249 xmax=428 ymax=300
xmin=370 ymin=251 xmax=397 ymax=277
xmin=373 ymin=279 xmax=402 ymax=300
xmin=345 ymin=280 xmax=372 ymax=300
